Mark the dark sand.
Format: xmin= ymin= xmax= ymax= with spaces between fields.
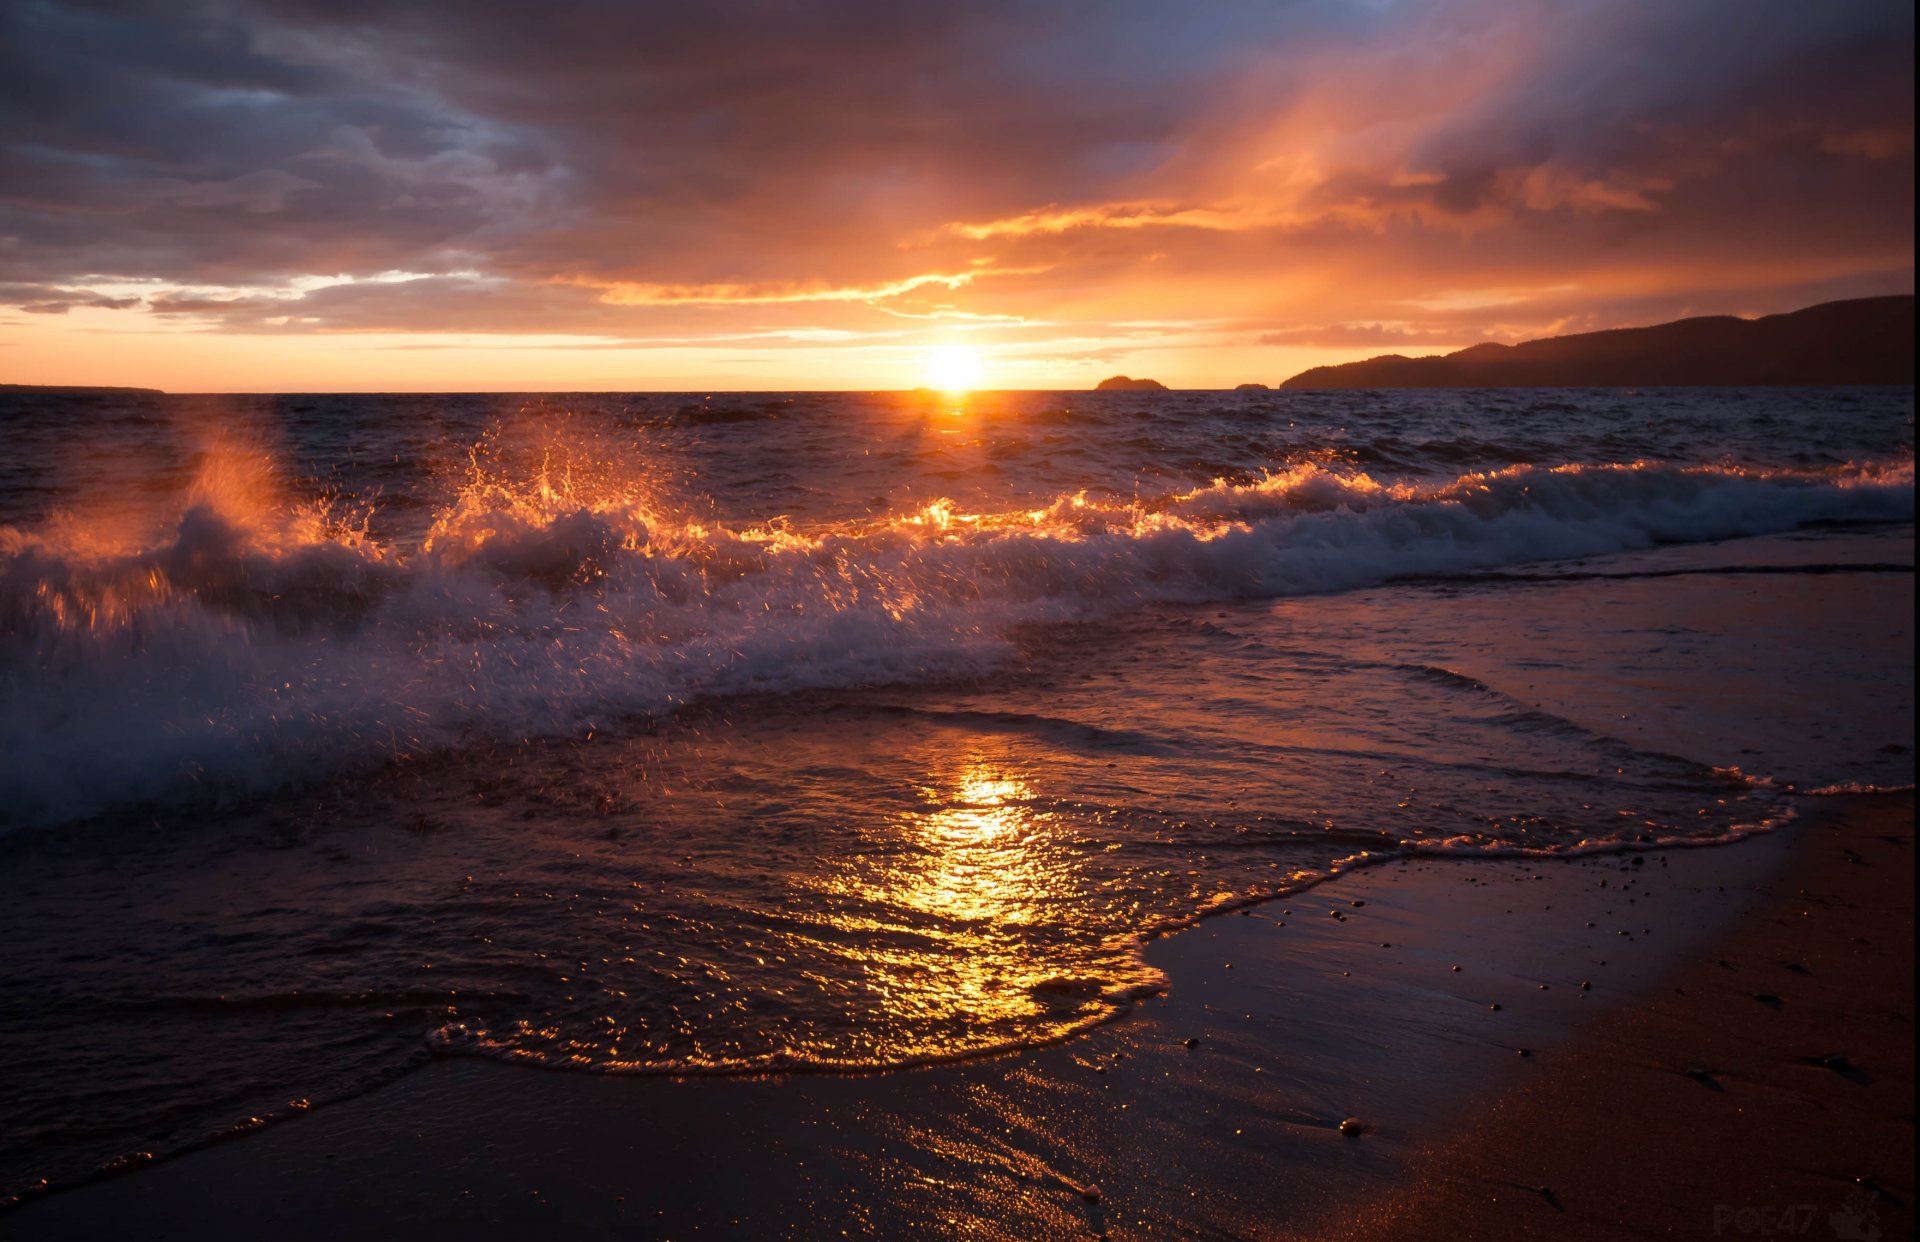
xmin=9 ymin=793 xmax=1909 ymax=1240
xmin=1319 ymin=791 xmax=1914 ymax=1242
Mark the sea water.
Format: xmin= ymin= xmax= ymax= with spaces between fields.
xmin=0 ymin=385 xmax=1912 ymax=1200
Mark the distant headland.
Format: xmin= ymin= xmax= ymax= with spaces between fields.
xmin=1278 ymin=295 xmax=1915 ymax=390
xmin=1094 ymin=375 xmax=1168 ymax=391
xmin=1 ymin=383 xmax=165 ymax=395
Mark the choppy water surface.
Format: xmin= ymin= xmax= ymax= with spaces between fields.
xmin=0 ymin=385 xmax=1913 ymax=1203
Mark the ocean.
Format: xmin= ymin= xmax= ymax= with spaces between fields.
xmin=0 ymin=385 xmax=1913 ymax=1203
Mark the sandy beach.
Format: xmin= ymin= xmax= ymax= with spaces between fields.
xmin=8 ymin=791 xmax=1906 ymax=1240
xmin=1321 ymin=791 xmax=1914 ymax=1242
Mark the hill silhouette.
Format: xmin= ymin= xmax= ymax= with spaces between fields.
xmin=1279 ymin=296 xmax=1914 ymax=389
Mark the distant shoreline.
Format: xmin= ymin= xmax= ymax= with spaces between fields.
xmin=0 ymin=383 xmax=165 ymax=395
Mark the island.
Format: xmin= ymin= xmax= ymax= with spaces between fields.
xmin=1278 ymin=294 xmax=1915 ymax=390
xmin=1095 ymin=375 xmax=1168 ymax=391
xmin=1233 ymin=382 xmax=1270 ymax=391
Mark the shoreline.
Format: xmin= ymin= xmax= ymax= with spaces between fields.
xmin=0 ymin=788 xmax=1797 ymax=1206
xmin=1316 ymin=789 xmax=1914 ymax=1241
xmin=10 ymin=792 xmax=1906 ymax=1240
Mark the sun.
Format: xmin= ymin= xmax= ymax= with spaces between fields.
xmin=924 ymin=344 xmax=984 ymax=393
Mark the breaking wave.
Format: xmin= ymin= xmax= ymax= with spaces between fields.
xmin=1 ymin=441 xmax=1911 ymax=830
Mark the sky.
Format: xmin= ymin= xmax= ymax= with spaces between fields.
xmin=0 ymin=0 xmax=1913 ymax=392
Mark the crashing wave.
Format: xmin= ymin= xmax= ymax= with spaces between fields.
xmin=1 ymin=450 xmax=1911 ymax=829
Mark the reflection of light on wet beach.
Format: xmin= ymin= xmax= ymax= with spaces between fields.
xmin=905 ymin=767 xmax=1041 ymax=919
xmin=794 ymin=757 xmax=1108 ymax=1061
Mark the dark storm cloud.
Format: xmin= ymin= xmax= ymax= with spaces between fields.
xmin=1411 ymin=3 xmax=1913 ymax=173
xmin=0 ymin=0 xmax=1291 ymax=289
xmin=0 ymin=0 xmax=1911 ymax=330
xmin=0 ymin=0 xmax=545 ymax=285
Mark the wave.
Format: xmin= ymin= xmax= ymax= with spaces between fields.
xmin=1 ymin=449 xmax=1911 ymax=829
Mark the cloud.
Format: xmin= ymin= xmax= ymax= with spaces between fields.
xmin=0 ymin=0 xmax=1908 ymax=371
xmin=0 ymin=282 xmax=143 ymax=314
xmin=1258 ymin=323 xmax=1489 ymax=349
xmin=585 ymin=266 xmax=1048 ymax=307
xmin=950 ymin=201 xmax=1264 ymax=239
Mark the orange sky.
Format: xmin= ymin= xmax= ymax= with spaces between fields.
xmin=1 ymin=2 xmax=1912 ymax=392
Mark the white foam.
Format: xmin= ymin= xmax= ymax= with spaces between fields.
xmin=2 ymin=457 xmax=1911 ymax=829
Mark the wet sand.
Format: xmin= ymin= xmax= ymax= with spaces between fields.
xmin=9 ymin=793 xmax=1908 ymax=1240
xmin=1317 ymin=790 xmax=1915 ymax=1242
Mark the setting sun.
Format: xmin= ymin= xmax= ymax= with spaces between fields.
xmin=925 ymin=344 xmax=985 ymax=392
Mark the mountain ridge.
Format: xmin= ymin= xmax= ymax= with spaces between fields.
xmin=1279 ymin=295 xmax=1915 ymax=389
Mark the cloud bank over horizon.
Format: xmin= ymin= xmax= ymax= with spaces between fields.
xmin=1 ymin=0 xmax=1912 ymax=389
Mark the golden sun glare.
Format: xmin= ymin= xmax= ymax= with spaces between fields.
xmin=924 ymin=344 xmax=984 ymax=392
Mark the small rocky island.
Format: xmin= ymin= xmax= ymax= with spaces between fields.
xmin=1094 ymin=375 xmax=1168 ymax=391
xmin=1233 ymin=382 xmax=1270 ymax=391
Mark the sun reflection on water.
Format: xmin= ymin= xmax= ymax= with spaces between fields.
xmin=789 ymin=757 xmax=1133 ymax=1064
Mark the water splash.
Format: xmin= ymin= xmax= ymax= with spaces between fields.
xmin=0 ymin=404 xmax=1911 ymax=829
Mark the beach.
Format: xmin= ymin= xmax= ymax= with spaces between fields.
xmin=1333 ymin=792 xmax=1913 ymax=1242
xmin=6 ymin=790 xmax=1905 ymax=1240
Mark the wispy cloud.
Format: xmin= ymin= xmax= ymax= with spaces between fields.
xmin=583 ymin=266 xmax=1048 ymax=307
